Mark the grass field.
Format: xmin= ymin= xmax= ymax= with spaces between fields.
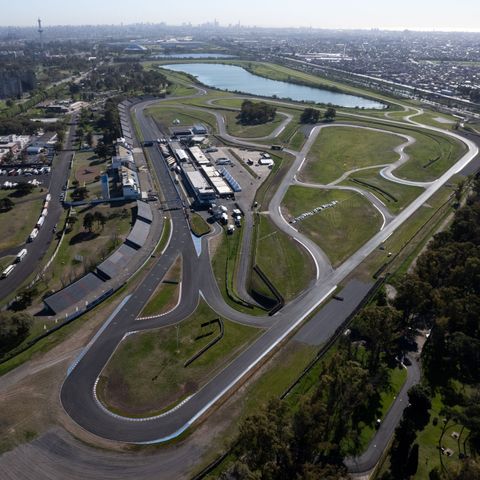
xmin=146 ymin=105 xmax=218 ymax=133
xmin=97 ymin=301 xmax=261 ymax=416
xmin=301 ymin=126 xmax=403 ymax=184
xmin=43 ymin=203 xmax=132 ymax=292
xmin=140 ymin=256 xmax=181 ymax=317
xmin=342 ymin=169 xmax=424 ymax=214
xmin=223 ymin=110 xmax=284 ymax=138
xmin=337 ymin=117 xmax=466 ymax=183
xmin=211 ymin=228 xmax=266 ymax=316
xmin=282 ymin=186 xmax=382 ymax=267
xmin=190 ymin=212 xmax=211 ymax=237
xmin=68 ymin=151 xmax=106 ymax=200
xmin=411 ymin=110 xmax=459 ymax=130
xmin=0 ymin=190 xmax=44 ymax=251
xmin=413 ymin=394 xmax=468 ymax=479
xmin=254 ymin=214 xmax=315 ymax=301
xmin=398 ymin=129 xmax=466 ymax=181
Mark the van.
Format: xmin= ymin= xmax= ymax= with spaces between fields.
xmin=15 ymin=248 xmax=27 ymax=263
xmin=1 ymin=264 xmax=15 ymax=279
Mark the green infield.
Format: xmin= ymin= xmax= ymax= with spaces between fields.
xmin=253 ymin=214 xmax=315 ymax=301
xmin=282 ymin=186 xmax=382 ymax=267
xmin=300 ymin=126 xmax=404 ymax=185
xmin=140 ymin=256 xmax=182 ymax=317
xmin=342 ymin=169 xmax=424 ymax=214
xmin=0 ymin=190 xmax=44 ymax=251
xmin=397 ymin=128 xmax=466 ymax=181
xmin=97 ymin=301 xmax=261 ymax=417
xmin=146 ymin=106 xmax=218 ymax=133
xmin=223 ymin=110 xmax=284 ymax=138
xmin=189 ymin=212 xmax=211 ymax=237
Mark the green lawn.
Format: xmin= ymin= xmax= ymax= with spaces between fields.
xmin=254 ymin=214 xmax=315 ymax=301
xmin=97 ymin=301 xmax=261 ymax=416
xmin=336 ymin=117 xmax=466 ymax=183
xmin=301 ymin=126 xmax=403 ymax=184
xmin=223 ymin=110 xmax=284 ymax=138
xmin=0 ymin=191 xmax=44 ymax=251
xmin=140 ymin=256 xmax=182 ymax=317
xmin=397 ymin=129 xmax=466 ymax=181
xmin=190 ymin=212 xmax=211 ymax=237
xmin=282 ymin=186 xmax=382 ymax=267
xmin=146 ymin=106 xmax=218 ymax=133
xmin=211 ymin=228 xmax=266 ymax=316
xmin=342 ymin=169 xmax=424 ymax=214
xmin=414 ymin=394 xmax=468 ymax=480
xmin=412 ymin=111 xmax=459 ymax=130
xmin=43 ymin=203 xmax=132 ymax=292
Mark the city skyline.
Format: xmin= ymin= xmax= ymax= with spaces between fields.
xmin=2 ymin=0 xmax=480 ymax=32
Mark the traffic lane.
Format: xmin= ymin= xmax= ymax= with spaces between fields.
xmin=0 ymin=131 xmax=75 ymax=300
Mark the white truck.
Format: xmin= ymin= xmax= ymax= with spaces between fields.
xmin=1 ymin=264 xmax=15 ymax=279
xmin=15 ymin=248 xmax=27 ymax=263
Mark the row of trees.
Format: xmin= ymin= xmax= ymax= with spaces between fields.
xmin=300 ymin=106 xmax=337 ymax=123
xmin=238 ymin=100 xmax=277 ymax=125
xmin=79 ymin=63 xmax=168 ymax=96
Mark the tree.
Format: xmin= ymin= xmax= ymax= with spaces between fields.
xmin=0 ymin=312 xmax=32 ymax=355
xmin=83 ymin=212 xmax=94 ymax=232
xmin=94 ymin=141 xmax=109 ymax=160
xmin=14 ymin=181 xmax=35 ymax=197
xmin=93 ymin=211 xmax=106 ymax=230
xmin=300 ymin=107 xmax=321 ymax=124
xmin=238 ymin=100 xmax=276 ymax=125
xmin=71 ymin=186 xmax=88 ymax=201
xmin=406 ymin=443 xmax=419 ymax=477
xmin=0 ymin=197 xmax=14 ymax=212
xmin=324 ymin=106 xmax=337 ymax=122
xmin=356 ymin=305 xmax=403 ymax=371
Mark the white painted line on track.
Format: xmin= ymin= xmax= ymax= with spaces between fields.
xmin=373 ymin=204 xmax=387 ymax=231
xmin=136 ymin=282 xmax=183 ymax=321
xmin=294 ymin=237 xmax=320 ymax=280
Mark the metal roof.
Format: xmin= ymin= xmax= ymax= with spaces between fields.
xmin=126 ymin=219 xmax=151 ymax=249
xmin=43 ymin=273 xmax=105 ymax=314
xmin=136 ymin=200 xmax=153 ymax=223
xmin=97 ymin=243 xmax=138 ymax=280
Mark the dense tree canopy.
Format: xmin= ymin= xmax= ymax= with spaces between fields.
xmin=238 ymin=100 xmax=277 ymax=125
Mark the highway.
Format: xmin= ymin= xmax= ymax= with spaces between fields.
xmin=60 ymin=89 xmax=478 ymax=448
xmin=0 ymin=115 xmax=77 ymax=302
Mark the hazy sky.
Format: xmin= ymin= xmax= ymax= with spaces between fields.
xmin=3 ymin=0 xmax=480 ymax=31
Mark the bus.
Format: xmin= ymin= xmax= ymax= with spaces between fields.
xmin=1 ymin=265 xmax=15 ymax=279
xmin=15 ymin=248 xmax=27 ymax=263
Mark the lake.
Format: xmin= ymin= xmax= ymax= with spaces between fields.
xmin=162 ymin=63 xmax=385 ymax=109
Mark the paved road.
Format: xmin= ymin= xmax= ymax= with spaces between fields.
xmin=0 ymin=79 xmax=478 ymax=477
xmin=0 ymin=116 xmax=77 ymax=302
xmin=59 ymin=91 xmax=478 ymax=446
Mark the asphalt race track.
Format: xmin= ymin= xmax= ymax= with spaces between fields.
xmin=59 ymin=90 xmax=478 ymax=456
